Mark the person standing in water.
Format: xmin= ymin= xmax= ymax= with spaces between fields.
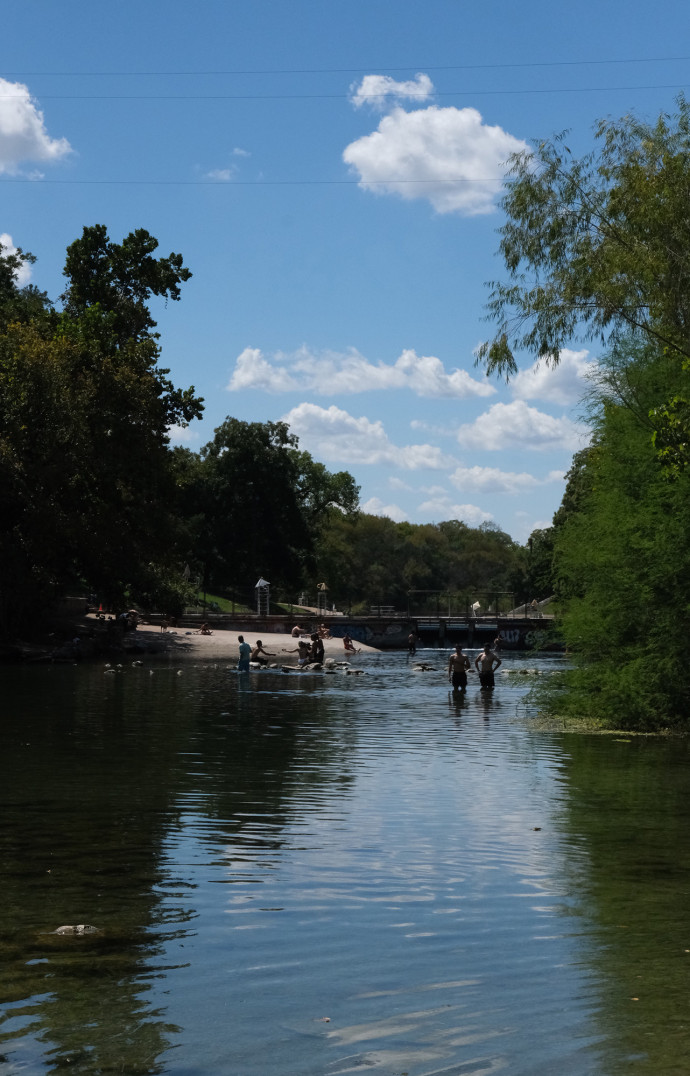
xmin=448 ymin=644 xmax=471 ymax=691
xmin=237 ymin=635 xmax=251 ymax=672
xmin=474 ymin=644 xmax=502 ymax=690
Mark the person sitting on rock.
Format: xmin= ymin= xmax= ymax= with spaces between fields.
xmin=251 ymin=640 xmax=275 ymax=666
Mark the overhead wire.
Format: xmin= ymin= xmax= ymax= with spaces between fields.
xmin=3 ymin=54 xmax=690 ymax=76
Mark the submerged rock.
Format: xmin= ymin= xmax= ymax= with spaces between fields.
xmin=53 ymin=924 xmax=101 ymax=936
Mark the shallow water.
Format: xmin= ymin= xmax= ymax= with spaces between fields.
xmin=2 ymin=650 xmax=690 ymax=1075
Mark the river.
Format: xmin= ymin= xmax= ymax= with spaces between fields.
xmin=2 ymin=650 xmax=690 ymax=1075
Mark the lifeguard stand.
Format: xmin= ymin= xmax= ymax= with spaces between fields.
xmin=316 ymin=582 xmax=328 ymax=617
xmin=255 ymin=577 xmax=270 ymax=616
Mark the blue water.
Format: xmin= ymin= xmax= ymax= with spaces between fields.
xmin=2 ymin=649 xmax=689 ymax=1075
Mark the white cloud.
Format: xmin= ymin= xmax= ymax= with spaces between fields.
xmin=456 ymin=400 xmax=588 ymax=452
xmin=388 ymin=476 xmax=413 ymax=491
xmin=512 ymin=348 xmax=597 ymax=406
xmin=361 ymin=497 xmax=408 ymax=522
xmin=167 ymin=424 xmax=200 ymax=444
xmin=349 ymin=73 xmax=434 ymax=111
xmin=0 ymin=233 xmax=31 ymax=286
xmin=343 ymin=104 xmax=527 ymax=216
xmin=0 ymin=79 xmax=71 ymax=174
xmin=227 ymin=345 xmax=495 ymax=398
xmin=417 ymin=495 xmax=493 ymax=526
xmin=232 ymin=147 xmax=250 ymax=157
xmin=281 ymin=402 xmax=456 ymax=470
xmin=228 ymin=347 xmax=300 ymax=392
xmin=205 ymin=168 xmax=235 ymax=181
xmin=449 ymin=464 xmax=565 ymax=495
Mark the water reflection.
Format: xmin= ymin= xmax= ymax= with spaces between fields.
xmin=1 ymin=653 xmax=690 ymax=1074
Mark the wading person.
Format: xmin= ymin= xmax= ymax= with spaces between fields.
xmin=474 ymin=644 xmax=502 ymax=690
xmin=448 ymin=644 xmax=471 ymax=691
xmin=237 ymin=635 xmax=251 ymax=672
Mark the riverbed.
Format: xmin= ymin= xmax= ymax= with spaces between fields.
xmin=2 ymin=650 xmax=689 ymax=1075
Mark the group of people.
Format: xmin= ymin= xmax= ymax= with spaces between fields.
xmin=448 ymin=643 xmax=501 ymax=692
xmin=282 ymin=633 xmax=326 ymax=666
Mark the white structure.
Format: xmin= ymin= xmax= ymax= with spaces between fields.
xmin=255 ymin=577 xmax=270 ymax=616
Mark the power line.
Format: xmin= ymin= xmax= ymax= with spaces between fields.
xmin=1 ymin=83 xmax=688 ymax=102
xmin=3 ymin=54 xmax=690 ymax=76
xmin=0 ymin=177 xmax=505 ymax=186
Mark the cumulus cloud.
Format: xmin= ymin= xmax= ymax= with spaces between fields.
xmin=343 ymin=103 xmax=527 ymax=215
xmin=349 ymin=73 xmax=434 ymax=111
xmin=228 ymin=345 xmax=495 ymax=398
xmin=0 ymin=233 xmax=32 ymax=286
xmin=388 ymin=476 xmax=413 ymax=491
xmin=281 ymin=402 xmax=456 ymax=470
xmin=511 ymin=348 xmax=597 ymax=406
xmin=456 ymin=400 xmax=588 ymax=452
xmin=417 ymin=495 xmax=493 ymax=526
xmin=361 ymin=497 xmax=408 ymax=522
xmin=205 ymin=168 xmax=235 ymax=181
xmin=0 ymin=79 xmax=71 ymax=174
xmin=232 ymin=147 xmax=250 ymax=157
xmin=167 ymin=424 xmax=200 ymax=444
xmin=449 ymin=464 xmax=565 ymax=495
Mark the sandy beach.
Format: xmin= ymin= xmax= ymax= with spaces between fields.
xmin=126 ymin=624 xmax=380 ymax=664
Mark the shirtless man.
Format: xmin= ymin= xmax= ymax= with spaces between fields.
xmin=448 ymin=644 xmax=471 ymax=691
xmin=250 ymin=639 xmax=275 ymax=666
xmin=474 ymin=644 xmax=502 ymax=690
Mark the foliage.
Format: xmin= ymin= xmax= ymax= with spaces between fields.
xmin=545 ymin=339 xmax=690 ymax=730
xmin=0 ymin=228 xmax=203 ymax=634
xmin=177 ymin=419 xmax=360 ymax=594
xmin=477 ymin=95 xmax=690 ymax=380
xmin=312 ymin=513 xmax=526 ymax=610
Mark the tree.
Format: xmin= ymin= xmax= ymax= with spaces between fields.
xmin=477 ymin=95 xmax=690 ymax=380
xmin=546 ymin=337 xmax=690 ymax=729
xmin=0 ymin=228 xmax=203 ymax=633
xmin=186 ymin=419 xmax=359 ymax=595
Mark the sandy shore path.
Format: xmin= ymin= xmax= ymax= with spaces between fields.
xmin=132 ymin=626 xmax=379 ymax=664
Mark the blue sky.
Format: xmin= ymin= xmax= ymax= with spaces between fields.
xmin=3 ymin=1 xmax=689 ymax=541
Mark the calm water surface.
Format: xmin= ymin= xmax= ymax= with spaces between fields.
xmin=2 ymin=650 xmax=690 ymax=1075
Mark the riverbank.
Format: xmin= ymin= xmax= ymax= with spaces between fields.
xmin=0 ymin=617 xmax=380 ymax=664
xmin=148 ymin=625 xmax=380 ymax=663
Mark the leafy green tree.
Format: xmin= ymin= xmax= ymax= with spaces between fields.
xmin=547 ymin=338 xmax=690 ymax=729
xmin=477 ymin=95 xmax=690 ymax=380
xmin=0 ymin=228 xmax=203 ymax=634
xmin=186 ymin=419 xmax=359 ymax=595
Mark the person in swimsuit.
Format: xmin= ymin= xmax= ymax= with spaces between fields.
xmin=474 ymin=644 xmax=502 ymax=690
xmin=448 ymin=644 xmax=471 ymax=691
xmin=250 ymin=640 xmax=275 ymax=666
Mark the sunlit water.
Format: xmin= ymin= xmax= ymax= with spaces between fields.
xmin=2 ymin=649 xmax=690 ymax=1075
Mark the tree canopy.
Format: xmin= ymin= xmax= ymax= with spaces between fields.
xmin=477 ymin=95 xmax=690 ymax=379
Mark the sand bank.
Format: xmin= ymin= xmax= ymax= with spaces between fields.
xmin=133 ymin=625 xmax=379 ymax=664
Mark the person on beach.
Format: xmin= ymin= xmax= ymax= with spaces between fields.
xmin=250 ymin=640 xmax=275 ymax=666
xmin=448 ymin=644 xmax=471 ymax=691
xmin=283 ymin=640 xmax=311 ymax=666
xmin=309 ymin=633 xmax=325 ymax=664
xmin=319 ymin=623 xmax=332 ymax=639
xmin=199 ymin=622 xmax=212 ymax=635
xmin=342 ymin=633 xmax=359 ymax=653
xmin=237 ymin=635 xmax=251 ymax=672
xmin=291 ymin=624 xmax=306 ymax=637
xmin=474 ymin=644 xmax=502 ymax=690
